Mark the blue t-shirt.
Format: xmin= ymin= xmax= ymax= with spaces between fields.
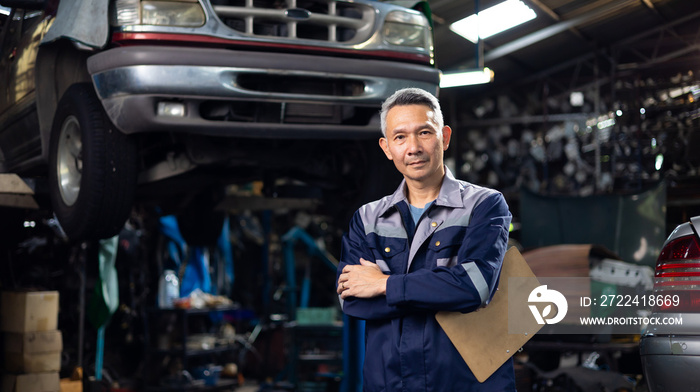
xmin=408 ymin=201 xmax=435 ymax=225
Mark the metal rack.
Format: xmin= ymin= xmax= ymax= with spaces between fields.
xmin=143 ymin=305 xmax=242 ymax=391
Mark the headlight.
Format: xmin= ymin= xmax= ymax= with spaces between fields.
xmin=142 ymin=1 xmax=205 ymax=26
xmin=113 ymin=0 xmax=205 ymax=27
xmin=114 ymin=0 xmax=141 ymax=25
xmin=383 ymin=10 xmax=430 ymax=48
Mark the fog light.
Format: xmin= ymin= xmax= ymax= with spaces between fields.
xmin=158 ymin=102 xmax=186 ymax=117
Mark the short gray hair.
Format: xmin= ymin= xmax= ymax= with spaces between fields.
xmin=380 ymin=88 xmax=444 ymax=137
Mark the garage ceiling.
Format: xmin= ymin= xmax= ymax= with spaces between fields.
xmin=431 ymin=0 xmax=700 ymax=103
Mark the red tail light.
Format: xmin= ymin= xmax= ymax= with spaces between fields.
xmin=652 ymin=289 xmax=700 ymax=312
xmin=654 ymin=234 xmax=700 ymax=312
xmin=658 ymin=235 xmax=700 ymax=261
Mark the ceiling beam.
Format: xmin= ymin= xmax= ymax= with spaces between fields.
xmin=484 ymin=0 xmax=638 ymax=63
xmin=526 ymin=0 xmax=588 ymax=41
xmin=509 ymin=10 xmax=700 ymax=83
xmin=527 ymin=0 xmax=560 ymax=21
xmin=618 ymin=44 xmax=700 ymax=70
xmin=617 ymin=10 xmax=700 ymax=46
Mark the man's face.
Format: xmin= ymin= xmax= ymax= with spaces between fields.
xmin=379 ymin=104 xmax=452 ymax=183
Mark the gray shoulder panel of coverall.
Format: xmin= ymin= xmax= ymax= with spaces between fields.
xmin=41 ymin=0 xmax=109 ymax=48
xmin=359 ymin=197 xmax=408 ymax=239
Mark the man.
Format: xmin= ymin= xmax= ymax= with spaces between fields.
xmin=336 ymin=88 xmax=515 ymax=391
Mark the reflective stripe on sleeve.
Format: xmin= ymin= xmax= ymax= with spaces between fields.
xmin=461 ymin=262 xmax=489 ymax=305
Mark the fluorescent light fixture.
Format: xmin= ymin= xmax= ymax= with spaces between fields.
xmin=0 ymin=6 xmax=10 ymax=15
xmin=440 ymin=68 xmax=494 ymax=88
xmin=450 ymin=0 xmax=537 ymax=43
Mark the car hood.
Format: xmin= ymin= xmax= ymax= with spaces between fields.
xmin=42 ymin=0 xmax=109 ymax=49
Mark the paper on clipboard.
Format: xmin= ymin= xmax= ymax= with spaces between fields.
xmin=435 ymin=247 xmax=542 ymax=383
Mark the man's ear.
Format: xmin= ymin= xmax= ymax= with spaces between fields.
xmin=442 ymin=125 xmax=452 ymax=151
xmin=379 ymin=137 xmax=393 ymax=160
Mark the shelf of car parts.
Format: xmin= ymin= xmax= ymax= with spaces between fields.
xmin=145 ymin=378 xmax=238 ymax=392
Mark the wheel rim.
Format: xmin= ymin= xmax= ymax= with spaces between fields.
xmin=56 ymin=115 xmax=82 ymax=206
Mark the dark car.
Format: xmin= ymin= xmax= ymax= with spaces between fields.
xmin=0 ymin=0 xmax=439 ymax=240
xmin=640 ymin=216 xmax=700 ymax=391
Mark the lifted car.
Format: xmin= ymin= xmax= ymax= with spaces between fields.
xmin=0 ymin=0 xmax=439 ymax=240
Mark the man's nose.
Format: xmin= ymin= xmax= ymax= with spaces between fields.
xmin=406 ymin=135 xmax=422 ymax=154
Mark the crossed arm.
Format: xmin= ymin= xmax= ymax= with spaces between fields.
xmin=337 ymin=193 xmax=511 ymax=320
xmin=337 ymin=258 xmax=388 ymax=299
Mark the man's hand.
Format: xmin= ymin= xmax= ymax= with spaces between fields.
xmin=337 ymin=258 xmax=389 ymax=299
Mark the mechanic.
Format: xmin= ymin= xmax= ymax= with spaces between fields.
xmin=336 ymin=87 xmax=515 ymax=391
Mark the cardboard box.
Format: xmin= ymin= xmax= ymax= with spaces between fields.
xmin=2 ymin=372 xmax=60 ymax=392
xmin=1 ymin=292 xmax=59 ymax=333
xmin=59 ymin=378 xmax=82 ymax=392
xmin=4 ymin=331 xmax=63 ymax=373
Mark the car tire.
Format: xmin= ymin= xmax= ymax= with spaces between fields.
xmin=49 ymin=83 xmax=138 ymax=241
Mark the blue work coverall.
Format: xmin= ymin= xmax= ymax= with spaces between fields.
xmin=338 ymin=168 xmax=516 ymax=392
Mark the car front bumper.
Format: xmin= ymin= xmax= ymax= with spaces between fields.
xmin=87 ymin=45 xmax=440 ymax=139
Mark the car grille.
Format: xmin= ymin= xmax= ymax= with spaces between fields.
xmin=200 ymin=99 xmax=377 ymax=125
xmin=236 ymin=73 xmax=366 ymax=96
xmin=211 ymin=0 xmax=374 ymax=43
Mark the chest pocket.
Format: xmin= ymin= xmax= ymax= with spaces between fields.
xmin=428 ymin=229 xmax=464 ymax=268
xmin=369 ymin=237 xmax=407 ymax=274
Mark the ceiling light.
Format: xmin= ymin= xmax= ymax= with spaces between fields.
xmin=450 ymin=0 xmax=537 ymax=44
xmin=440 ymin=68 xmax=494 ymax=88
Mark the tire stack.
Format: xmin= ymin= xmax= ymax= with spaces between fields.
xmin=0 ymin=291 xmax=61 ymax=392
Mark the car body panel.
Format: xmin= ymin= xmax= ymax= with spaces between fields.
xmin=87 ymin=45 xmax=439 ymax=137
xmin=640 ymin=218 xmax=700 ymax=391
xmin=643 ymin=313 xmax=700 ymax=336
xmin=659 ymin=221 xmax=695 ymax=248
xmin=41 ymin=0 xmax=108 ymax=48
xmin=641 ymin=336 xmax=700 ymax=392
xmin=0 ymin=9 xmax=51 ymax=172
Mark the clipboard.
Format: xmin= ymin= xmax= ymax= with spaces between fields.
xmin=435 ymin=247 xmax=542 ymax=382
